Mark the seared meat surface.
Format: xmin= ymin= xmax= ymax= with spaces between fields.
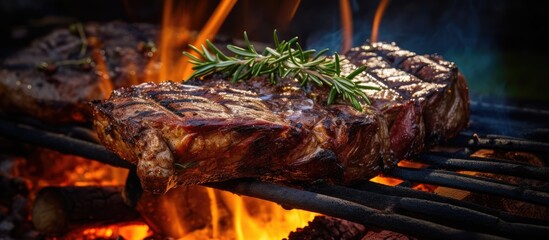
xmin=344 ymin=43 xmax=470 ymax=157
xmin=0 ymin=21 xmax=159 ymax=124
xmin=347 ymin=43 xmax=470 ymax=145
xmin=92 ymin=81 xmax=391 ymax=193
xmin=1 ymin=19 xmax=468 ymax=192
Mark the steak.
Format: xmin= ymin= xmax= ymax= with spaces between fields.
xmin=347 ymin=43 xmax=470 ymax=145
xmin=343 ymin=42 xmax=470 ymax=159
xmin=91 ymin=80 xmax=392 ymax=193
xmin=0 ymin=21 xmax=159 ymax=124
xmin=339 ymin=56 xmax=428 ymax=160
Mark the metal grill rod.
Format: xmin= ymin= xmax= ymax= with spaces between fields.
xmin=452 ymin=133 xmax=549 ymax=154
xmin=207 ymin=180 xmax=505 ymax=240
xmin=1 ymin=117 xmax=548 ymax=239
xmin=417 ymin=153 xmax=549 ymax=181
xmin=388 ymin=167 xmax=549 ymax=206
xmin=0 ymin=118 xmax=133 ymax=169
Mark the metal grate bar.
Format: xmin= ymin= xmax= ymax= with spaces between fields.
xmin=388 ymin=167 xmax=549 ymax=206
xmin=2 ymin=116 xmax=548 ymax=239
xmin=417 ymin=153 xmax=549 ymax=181
xmin=206 ymin=180 xmax=505 ymax=240
xmin=451 ymin=133 xmax=549 ymax=154
xmin=0 ymin=118 xmax=133 ymax=169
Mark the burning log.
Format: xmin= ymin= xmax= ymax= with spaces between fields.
xmin=124 ymin=170 xmax=215 ymax=239
xmin=31 ymin=186 xmax=141 ymax=235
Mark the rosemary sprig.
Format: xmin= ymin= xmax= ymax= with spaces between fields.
xmin=182 ymin=30 xmax=378 ymax=111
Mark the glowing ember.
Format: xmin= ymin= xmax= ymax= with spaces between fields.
xmin=339 ymin=0 xmax=353 ymax=53
xmin=370 ymin=175 xmax=403 ymax=186
xmin=371 ymin=160 xmax=435 ymax=191
xmin=397 ymin=160 xmax=429 ymax=169
xmin=61 ymin=224 xmax=151 ymax=240
xmin=371 ymin=0 xmax=390 ymax=43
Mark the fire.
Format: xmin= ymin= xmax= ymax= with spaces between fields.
xmin=339 ymin=0 xmax=353 ymax=53
xmin=149 ymin=0 xmax=237 ymax=83
xmin=371 ymin=0 xmax=390 ymax=43
xmin=181 ymin=0 xmax=238 ymax=79
xmin=218 ymin=191 xmax=317 ymax=240
xmin=90 ymin=40 xmax=114 ymax=98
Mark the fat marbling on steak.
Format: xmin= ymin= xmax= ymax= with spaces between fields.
xmin=91 ymin=80 xmax=392 ymax=194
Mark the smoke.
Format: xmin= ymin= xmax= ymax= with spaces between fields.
xmin=296 ymin=0 xmax=547 ymax=136
xmin=301 ymin=0 xmax=510 ymax=102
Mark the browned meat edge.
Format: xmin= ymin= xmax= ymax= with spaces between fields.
xmin=92 ymin=81 xmax=391 ymax=193
xmin=367 ymin=42 xmax=470 ymax=144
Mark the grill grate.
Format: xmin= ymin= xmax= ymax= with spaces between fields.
xmin=1 ymin=101 xmax=548 ymax=239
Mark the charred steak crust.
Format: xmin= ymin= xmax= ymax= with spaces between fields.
xmin=343 ymin=42 xmax=470 ymax=156
xmin=360 ymin=42 xmax=470 ymax=143
xmin=191 ymin=77 xmax=393 ymax=183
xmin=0 ymin=21 xmax=159 ymax=124
xmin=92 ymin=80 xmax=392 ymax=193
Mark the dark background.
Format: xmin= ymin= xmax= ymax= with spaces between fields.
xmin=1 ymin=0 xmax=548 ymax=104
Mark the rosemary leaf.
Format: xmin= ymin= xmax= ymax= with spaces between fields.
xmin=182 ymin=30 xmax=378 ymax=111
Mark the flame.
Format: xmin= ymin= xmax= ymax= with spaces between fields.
xmin=66 ymin=223 xmax=151 ymax=240
xmin=218 ymin=190 xmax=317 ymax=240
xmin=180 ymin=0 xmax=238 ymax=80
xmin=89 ymin=39 xmax=114 ymax=97
xmin=275 ymin=0 xmax=302 ymax=31
xmin=339 ymin=0 xmax=353 ymax=53
xmin=207 ymin=188 xmax=220 ymax=239
xmin=371 ymin=0 xmax=390 ymax=43
xmin=153 ymin=0 xmax=200 ymax=82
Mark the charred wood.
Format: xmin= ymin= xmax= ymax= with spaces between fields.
xmin=31 ymin=186 xmax=141 ymax=235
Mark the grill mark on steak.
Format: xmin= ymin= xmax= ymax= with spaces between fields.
xmin=190 ymin=77 xmax=394 ymax=183
xmin=344 ymin=43 xmax=470 ymax=152
xmin=335 ymin=52 xmax=427 ymax=160
xmin=93 ymin=80 xmax=392 ymax=193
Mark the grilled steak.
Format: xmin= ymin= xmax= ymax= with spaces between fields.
xmin=91 ymin=80 xmax=392 ymax=193
xmin=346 ymin=43 xmax=469 ymax=152
xmin=338 ymin=56 xmax=427 ymax=160
xmin=0 ymin=21 xmax=159 ymax=124
xmin=347 ymin=43 xmax=470 ymax=145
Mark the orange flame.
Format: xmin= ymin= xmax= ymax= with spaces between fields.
xmin=371 ymin=0 xmax=390 ymax=43
xmin=207 ymin=188 xmax=220 ymax=239
xmin=339 ymin=0 xmax=353 ymax=53
xmin=275 ymin=0 xmax=302 ymax=31
xmin=89 ymin=39 xmax=114 ymax=97
xmin=218 ymin=190 xmax=317 ymax=240
xmin=76 ymin=224 xmax=150 ymax=240
xmin=181 ymin=0 xmax=238 ymax=80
